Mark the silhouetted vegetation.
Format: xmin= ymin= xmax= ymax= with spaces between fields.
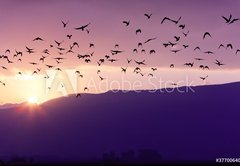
xmin=0 ymin=155 xmax=34 ymax=165
xmin=102 ymin=151 xmax=120 ymax=164
xmin=101 ymin=149 xmax=162 ymax=164
xmin=0 ymin=159 xmax=4 ymax=166
xmin=121 ymin=149 xmax=135 ymax=163
xmin=138 ymin=149 xmax=162 ymax=164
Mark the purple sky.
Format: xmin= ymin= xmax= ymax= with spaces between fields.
xmin=0 ymin=0 xmax=240 ymax=103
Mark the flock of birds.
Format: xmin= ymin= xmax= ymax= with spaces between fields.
xmin=0 ymin=13 xmax=239 ymax=98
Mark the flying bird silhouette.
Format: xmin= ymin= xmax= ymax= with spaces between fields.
xmin=123 ymin=20 xmax=130 ymax=26
xmin=171 ymin=49 xmax=182 ymax=53
xmin=73 ymin=42 xmax=79 ymax=48
xmin=67 ymin=34 xmax=72 ymax=39
xmin=170 ymin=64 xmax=174 ymax=68
xmin=204 ymin=51 xmax=214 ymax=54
xmin=200 ymin=75 xmax=208 ymax=81
xmin=75 ymin=70 xmax=81 ymax=75
xmin=204 ymin=66 xmax=210 ymax=70
xmin=229 ymin=18 xmax=239 ymax=24
xmin=161 ymin=17 xmax=171 ymax=24
xmin=43 ymin=49 xmax=50 ymax=54
xmin=149 ymin=49 xmax=156 ymax=54
xmin=127 ymin=59 xmax=132 ymax=64
xmin=32 ymin=71 xmax=38 ymax=75
xmin=108 ymin=59 xmax=118 ymax=62
xmin=174 ymin=36 xmax=180 ymax=42
xmin=57 ymin=47 xmax=65 ymax=51
xmin=29 ymin=62 xmax=38 ymax=65
xmin=235 ymin=49 xmax=240 ymax=55
xmin=144 ymin=13 xmax=152 ymax=19
xmin=76 ymin=93 xmax=81 ymax=98
xmin=121 ymin=67 xmax=127 ymax=73
xmin=114 ymin=44 xmax=119 ymax=49
xmin=54 ymin=57 xmax=65 ymax=61
xmin=151 ymin=67 xmax=157 ymax=71
xmin=161 ymin=16 xmax=181 ymax=24
xmin=46 ymin=65 xmax=55 ymax=68
xmin=203 ymin=32 xmax=212 ymax=39
xmin=99 ymin=76 xmax=106 ymax=81
xmin=133 ymin=67 xmax=141 ymax=73
xmin=105 ymin=55 xmax=110 ymax=59
xmin=148 ymin=73 xmax=154 ymax=77
xmin=33 ymin=37 xmax=44 ymax=41
xmin=179 ymin=24 xmax=185 ymax=29
xmin=0 ymin=81 xmax=6 ymax=86
xmin=75 ymin=23 xmax=91 ymax=31
xmin=215 ymin=60 xmax=225 ymax=66
xmin=184 ymin=62 xmax=194 ymax=67
xmin=163 ymin=43 xmax=170 ymax=48
xmin=55 ymin=40 xmax=64 ymax=46
xmin=222 ymin=14 xmax=232 ymax=23
xmin=61 ymin=20 xmax=69 ymax=28
xmin=194 ymin=46 xmax=201 ymax=51
xmin=222 ymin=14 xmax=239 ymax=24
xmin=172 ymin=16 xmax=181 ymax=24
xmin=44 ymin=75 xmax=50 ymax=79
xmin=226 ymin=44 xmax=233 ymax=49
xmin=171 ymin=83 xmax=178 ymax=86
xmin=133 ymin=48 xmax=138 ymax=53
xmin=85 ymin=59 xmax=91 ymax=63
xmin=135 ymin=60 xmax=146 ymax=65
xmin=136 ymin=29 xmax=142 ymax=35
xmin=56 ymin=68 xmax=62 ymax=71
xmin=26 ymin=46 xmax=34 ymax=54
xmin=195 ymin=58 xmax=204 ymax=61
xmin=183 ymin=30 xmax=190 ymax=37
xmin=138 ymin=42 xmax=143 ymax=48
xmin=168 ymin=41 xmax=177 ymax=47
xmin=218 ymin=44 xmax=225 ymax=49
xmin=144 ymin=37 xmax=157 ymax=44
xmin=89 ymin=43 xmax=95 ymax=48
xmin=1 ymin=66 xmax=8 ymax=70
xmin=5 ymin=49 xmax=10 ymax=54
xmin=111 ymin=50 xmax=124 ymax=55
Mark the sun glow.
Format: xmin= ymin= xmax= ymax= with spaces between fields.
xmin=27 ymin=96 xmax=38 ymax=104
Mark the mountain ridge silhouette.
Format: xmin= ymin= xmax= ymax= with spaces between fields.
xmin=0 ymin=82 xmax=240 ymax=163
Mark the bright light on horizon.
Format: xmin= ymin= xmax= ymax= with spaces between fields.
xmin=27 ymin=96 xmax=38 ymax=104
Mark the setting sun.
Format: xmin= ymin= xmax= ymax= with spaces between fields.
xmin=27 ymin=96 xmax=38 ymax=104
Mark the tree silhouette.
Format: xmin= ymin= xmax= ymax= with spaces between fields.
xmin=138 ymin=149 xmax=162 ymax=164
xmin=102 ymin=151 xmax=120 ymax=164
xmin=121 ymin=149 xmax=135 ymax=163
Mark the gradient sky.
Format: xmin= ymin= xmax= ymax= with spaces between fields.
xmin=0 ymin=0 xmax=240 ymax=104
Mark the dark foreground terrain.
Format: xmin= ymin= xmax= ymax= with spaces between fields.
xmin=0 ymin=82 xmax=240 ymax=165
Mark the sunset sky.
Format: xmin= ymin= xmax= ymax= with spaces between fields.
xmin=0 ymin=0 xmax=240 ymax=104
